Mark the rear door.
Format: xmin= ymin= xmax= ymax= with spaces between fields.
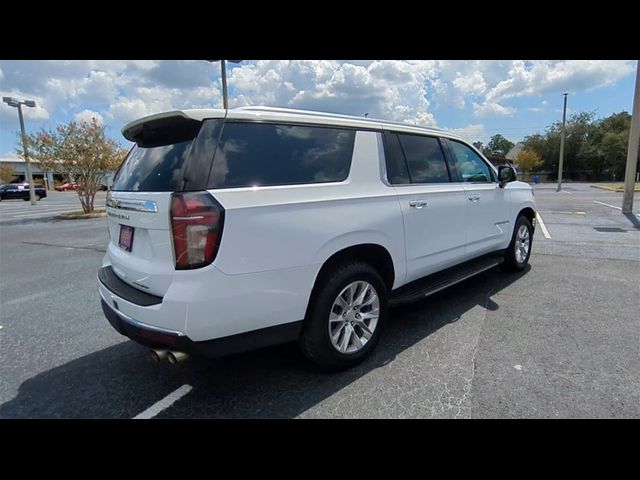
xmin=383 ymin=131 xmax=468 ymax=283
xmin=106 ymin=117 xmax=222 ymax=297
xmin=444 ymin=139 xmax=510 ymax=256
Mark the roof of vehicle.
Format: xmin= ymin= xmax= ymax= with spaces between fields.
xmin=122 ymin=106 xmax=467 ymax=142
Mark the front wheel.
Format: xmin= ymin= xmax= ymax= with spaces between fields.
xmin=503 ymin=215 xmax=533 ymax=272
xmin=299 ymin=262 xmax=388 ymax=371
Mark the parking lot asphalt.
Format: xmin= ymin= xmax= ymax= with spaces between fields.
xmin=0 ymin=183 xmax=638 ymax=418
xmin=0 ymin=191 xmax=107 ymax=225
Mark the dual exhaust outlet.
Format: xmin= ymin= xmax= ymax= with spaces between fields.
xmin=150 ymin=348 xmax=189 ymax=365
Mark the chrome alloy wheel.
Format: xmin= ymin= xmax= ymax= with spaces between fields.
xmin=328 ymin=281 xmax=380 ymax=354
xmin=515 ymin=224 xmax=530 ymax=264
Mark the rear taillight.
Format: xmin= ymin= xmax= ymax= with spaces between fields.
xmin=170 ymin=191 xmax=224 ymax=270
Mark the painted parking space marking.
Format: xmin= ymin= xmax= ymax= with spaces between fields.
xmin=593 ymin=200 xmax=640 ymax=217
xmin=535 ymin=212 xmax=551 ymax=239
xmin=10 ymin=209 xmax=77 ymax=218
xmin=133 ymin=384 xmax=193 ymax=419
xmin=560 ymin=190 xmax=573 ymax=195
xmin=593 ymin=200 xmax=622 ymax=210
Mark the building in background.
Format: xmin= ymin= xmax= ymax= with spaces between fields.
xmin=0 ymin=156 xmax=115 ymax=189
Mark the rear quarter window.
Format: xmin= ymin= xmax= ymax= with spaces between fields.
xmin=208 ymin=122 xmax=355 ymax=188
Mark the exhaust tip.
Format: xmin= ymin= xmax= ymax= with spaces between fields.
xmin=167 ymin=351 xmax=189 ymax=365
xmin=150 ymin=349 xmax=169 ymax=362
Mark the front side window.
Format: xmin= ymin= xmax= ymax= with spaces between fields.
xmin=397 ymin=133 xmax=450 ymax=183
xmin=209 ymin=122 xmax=355 ymax=188
xmin=449 ymin=140 xmax=494 ymax=183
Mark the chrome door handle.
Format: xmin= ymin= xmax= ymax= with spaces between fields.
xmin=409 ymin=200 xmax=428 ymax=209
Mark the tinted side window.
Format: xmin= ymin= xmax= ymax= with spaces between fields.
xmin=449 ymin=140 xmax=494 ymax=183
xmin=397 ymin=134 xmax=450 ymax=183
xmin=112 ymin=141 xmax=194 ymax=191
xmin=209 ymin=123 xmax=355 ymax=188
xmin=383 ymin=132 xmax=410 ymax=184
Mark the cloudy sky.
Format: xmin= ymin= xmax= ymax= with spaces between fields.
xmin=1 ymin=60 xmax=637 ymax=158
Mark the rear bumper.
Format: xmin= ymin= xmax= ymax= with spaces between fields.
xmin=100 ymin=297 xmax=303 ymax=359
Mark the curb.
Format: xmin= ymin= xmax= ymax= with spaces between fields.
xmin=54 ymin=212 xmax=107 ymax=220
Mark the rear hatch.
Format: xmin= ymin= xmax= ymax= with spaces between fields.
xmin=106 ymin=112 xmax=224 ymax=297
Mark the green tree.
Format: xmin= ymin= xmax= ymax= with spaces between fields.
xmin=22 ymin=118 xmax=126 ymax=213
xmin=0 ymin=165 xmax=16 ymax=183
xmin=484 ymin=134 xmax=515 ymax=157
xmin=473 ymin=141 xmax=484 ymax=151
xmin=522 ymin=110 xmax=632 ymax=181
xmin=515 ymin=149 xmax=542 ymax=174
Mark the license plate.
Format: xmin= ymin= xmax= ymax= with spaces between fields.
xmin=118 ymin=225 xmax=135 ymax=252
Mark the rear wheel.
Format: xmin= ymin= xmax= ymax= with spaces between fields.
xmin=299 ymin=262 xmax=387 ymax=371
xmin=503 ymin=215 xmax=533 ymax=272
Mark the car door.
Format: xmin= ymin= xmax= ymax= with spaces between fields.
xmin=7 ymin=185 xmax=21 ymax=199
xmin=444 ymin=139 xmax=510 ymax=257
xmin=383 ymin=131 xmax=468 ymax=283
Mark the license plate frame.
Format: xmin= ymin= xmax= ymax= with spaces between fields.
xmin=118 ymin=224 xmax=135 ymax=252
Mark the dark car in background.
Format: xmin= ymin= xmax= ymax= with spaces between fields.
xmin=0 ymin=183 xmax=47 ymax=201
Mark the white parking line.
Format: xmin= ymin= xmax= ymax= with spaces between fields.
xmin=535 ymin=212 xmax=551 ymax=239
xmin=0 ymin=205 xmax=78 ymax=213
xmin=10 ymin=209 xmax=78 ymax=218
xmin=593 ymin=200 xmax=621 ymax=210
xmin=592 ymin=200 xmax=640 ymax=218
xmin=560 ymin=190 xmax=573 ymax=195
xmin=133 ymin=384 xmax=193 ymax=419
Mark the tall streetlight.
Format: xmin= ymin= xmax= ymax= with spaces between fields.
xmin=3 ymin=96 xmax=37 ymax=205
xmin=556 ymin=93 xmax=569 ymax=192
xmin=206 ymin=60 xmax=242 ymax=109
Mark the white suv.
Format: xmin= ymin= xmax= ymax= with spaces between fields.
xmin=99 ymin=106 xmax=536 ymax=370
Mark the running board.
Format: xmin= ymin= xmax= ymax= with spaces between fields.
xmin=389 ymin=254 xmax=504 ymax=306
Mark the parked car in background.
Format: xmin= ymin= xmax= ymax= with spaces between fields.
xmin=55 ymin=182 xmax=77 ymax=192
xmin=0 ymin=183 xmax=47 ymax=201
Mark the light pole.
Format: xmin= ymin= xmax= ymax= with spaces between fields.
xmin=622 ymin=61 xmax=639 ymax=214
xmin=557 ymin=93 xmax=568 ymax=192
xmin=206 ymin=60 xmax=242 ymax=109
xmin=3 ymin=96 xmax=37 ymax=205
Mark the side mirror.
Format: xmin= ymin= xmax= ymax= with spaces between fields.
xmin=498 ymin=165 xmax=516 ymax=187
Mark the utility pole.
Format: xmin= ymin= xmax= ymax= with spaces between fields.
xmin=3 ymin=97 xmax=37 ymax=205
xmin=557 ymin=93 xmax=568 ymax=192
xmin=622 ymin=61 xmax=640 ymax=214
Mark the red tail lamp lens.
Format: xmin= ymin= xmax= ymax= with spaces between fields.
xmin=170 ymin=192 xmax=224 ymax=269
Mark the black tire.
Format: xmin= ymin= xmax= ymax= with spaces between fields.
xmin=299 ymin=261 xmax=388 ymax=371
xmin=23 ymin=197 xmax=29 ymax=201
xmin=503 ymin=215 xmax=533 ymax=272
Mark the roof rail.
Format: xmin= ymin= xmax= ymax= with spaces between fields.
xmin=233 ymin=106 xmax=445 ymax=133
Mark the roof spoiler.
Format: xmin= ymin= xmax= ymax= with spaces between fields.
xmin=122 ymin=111 xmax=203 ymax=147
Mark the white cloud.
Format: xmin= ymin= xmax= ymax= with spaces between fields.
xmin=447 ymin=123 xmax=486 ymax=142
xmin=0 ymin=59 xmax=635 ymax=139
xmin=227 ymin=60 xmax=437 ymax=125
xmin=74 ymin=109 xmax=104 ymax=124
xmin=473 ymin=102 xmax=516 ymax=117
